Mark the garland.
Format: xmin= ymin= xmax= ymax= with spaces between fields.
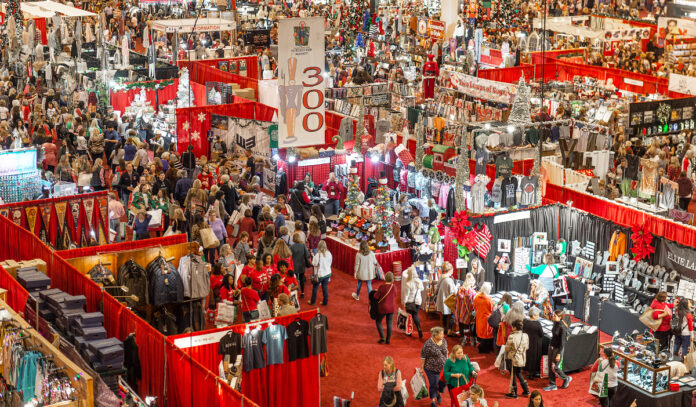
xmin=630 ymin=224 xmax=654 ymax=262
xmin=113 ymin=79 xmax=174 ymax=92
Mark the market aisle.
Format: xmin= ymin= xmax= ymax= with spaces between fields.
xmin=320 ymin=269 xmax=602 ymax=406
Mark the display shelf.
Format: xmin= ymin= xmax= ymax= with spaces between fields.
xmin=601 ymin=342 xmax=671 ymax=395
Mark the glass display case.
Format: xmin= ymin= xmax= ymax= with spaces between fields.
xmin=600 ymin=342 xmax=671 ymax=395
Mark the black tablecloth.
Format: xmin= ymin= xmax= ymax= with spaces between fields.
xmin=613 ymin=382 xmax=695 ymax=407
xmin=599 ymin=301 xmax=645 ymax=337
xmin=561 ymin=329 xmax=598 ymax=372
xmin=495 ymin=273 xmax=530 ymax=294
xmin=567 ymin=278 xmax=587 ymax=319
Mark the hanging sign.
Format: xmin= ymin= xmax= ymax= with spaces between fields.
xmin=245 ymin=30 xmax=271 ymax=47
xmin=658 ymin=17 xmax=696 ymax=45
xmin=443 ymin=71 xmax=517 ymax=104
xmin=39 ymin=203 xmax=53 ymax=245
xmin=98 ymin=197 xmax=109 ymax=245
xmin=417 ymin=18 xmax=429 ymax=37
xmin=277 ymin=17 xmax=326 ymax=148
xmin=10 ymin=209 xmax=22 ymax=226
xmin=428 ymin=20 xmax=445 ymax=40
xmin=70 ymin=199 xmax=82 ymax=240
xmin=669 ymin=73 xmax=696 ymax=95
xmin=84 ymin=199 xmax=95 ymax=236
xmin=55 ymin=202 xmax=67 ymax=233
xmin=657 ymin=239 xmax=696 ymax=280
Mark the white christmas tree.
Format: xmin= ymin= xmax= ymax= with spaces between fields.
xmin=177 ymin=68 xmax=195 ymax=108
xmin=507 ymin=76 xmax=532 ymax=128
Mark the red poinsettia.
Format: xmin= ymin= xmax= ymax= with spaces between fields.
xmin=445 ymin=211 xmax=479 ymax=260
xmin=630 ymin=224 xmax=654 ymax=262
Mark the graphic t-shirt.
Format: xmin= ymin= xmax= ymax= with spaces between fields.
xmin=491 ymin=179 xmax=503 ymax=204
xmin=375 ymin=119 xmax=391 ymax=144
xmin=310 ymin=314 xmax=329 ymax=355
xmin=262 ymin=325 xmax=288 ymax=365
xmin=519 ymin=176 xmax=538 ymax=206
xmin=218 ymin=331 xmax=242 ymax=360
xmin=242 ymin=329 xmax=265 ymax=371
xmin=286 ymin=319 xmax=310 ymax=361
xmin=501 ymin=177 xmax=518 ymax=207
xmin=475 ymin=149 xmax=488 ymax=175
xmin=495 ymin=155 xmax=513 ymax=178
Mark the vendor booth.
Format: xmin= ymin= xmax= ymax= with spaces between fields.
xmin=150 ymin=17 xmax=237 ymax=64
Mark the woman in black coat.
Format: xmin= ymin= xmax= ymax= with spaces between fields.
xmin=523 ymin=307 xmax=544 ymax=379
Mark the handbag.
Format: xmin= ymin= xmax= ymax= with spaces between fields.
xmin=200 ymin=228 xmax=220 ymax=249
xmin=488 ymin=305 xmax=503 ymax=328
xmin=444 ymin=292 xmax=457 ymax=311
xmin=639 ymin=307 xmax=663 ymax=331
xmin=685 ymin=343 xmax=696 ymax=370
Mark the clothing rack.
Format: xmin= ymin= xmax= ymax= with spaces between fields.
xmin=0 ymin=299 xmax=94 ymax=407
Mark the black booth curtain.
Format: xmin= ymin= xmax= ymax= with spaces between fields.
xmin=558 ymin=207 xmax=633 ymax=254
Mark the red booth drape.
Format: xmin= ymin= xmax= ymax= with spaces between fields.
xmin=110 ymin=79 xmax=179 ymax=114
xmin=178 ymin=56 xmax=260 ymax=80
xmin=170 ymin=310 xmax=320 ymax=407
xmin=58 ymin=234 xmax=187 ymax=259
xmin=188 ymin=62 xmax=259 ymax=99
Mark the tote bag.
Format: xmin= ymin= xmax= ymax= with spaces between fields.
xmin=639 ymin=308 xmax=662 ymax=331
xmin=200 ymin=228 xmax=220 ymax=249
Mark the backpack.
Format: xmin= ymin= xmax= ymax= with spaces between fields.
xmin=671 ymin=313 xmax=683 ymax=336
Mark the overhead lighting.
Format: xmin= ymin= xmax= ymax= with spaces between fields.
xmin=272 ymin=153 xmax=280 ymax=160
xmin=484 ymin=123 xmax=491 ymax=130
xmin=371 ymin=154 xmax=380 ymax=163
xmin=288 ymin=155 xmax=296 ymax=163
xmin=507 ymin=125 xmax=515 ymax=133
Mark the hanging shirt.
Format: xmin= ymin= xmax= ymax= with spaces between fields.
xmin=501 ymin=177 xmax=518 ymax=207
xmin=262 ymin=325 xmax=288 ymax=365
xmin=491 ymin=179 xmax=503 ymax=205
xmin=518 ymin=176 xmax=538 ymax=206
xmin=242 ymin=329 xmax=265 ymax=371
xmin=218 ymin=331 xmax=242 ymax=360
xmin=495 ymin=155 xmax=513 ymax=178
xmin=375 ymin=119 xmax=391 ymax=144
xmin=625 ymin=155 xmax=640 ymax=180
xmin=470 ymin=180 xmax=487 ymax=214
xmin=286 ymin=319 xmax=310 ymax=362
xmin=310 ymin=314 xmax=329 ymax=355
xmin=475 ymin=149 xmax=489 ymax=175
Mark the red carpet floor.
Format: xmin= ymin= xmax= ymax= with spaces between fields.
xmin=319 ymin=269 xmax=607 ymax=406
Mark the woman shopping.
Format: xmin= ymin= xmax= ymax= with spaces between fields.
xmin=309 ymin=240 xmax=332 ymax=306
xmin=442 ymin=345 xmax=477 ymax=407
xmin=594 ymin=347 xmax=620 ymax=407
xmin=353 ymin=241 xmax=377 ymax=301
xmin=650 ymin=291 xmax=676 ymax=352
xmin=374 ymin=272 xmax=397 ymax=344
xmin=401 ymin=266 xmax=424 ymax=338
xmin=420 ymin=327 xmax=448 ymax=407
xmin=673 ymin=298 xmax=693 ymax=358
xmin=377 ymin=356 xmax=404 ymax=407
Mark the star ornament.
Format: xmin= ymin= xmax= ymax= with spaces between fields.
xmin=182 ymin=121 xmax=190 ymax=130
xmin=198 ymin=112 xmax=207 ymax=122
xmin=191 ymin=131 xmax=200 ymax=141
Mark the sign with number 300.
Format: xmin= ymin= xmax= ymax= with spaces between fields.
xmin=278 ymin=17 xmax=326 ymax=148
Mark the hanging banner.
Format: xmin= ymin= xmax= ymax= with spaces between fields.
xmin=84 ymin=198 xmax=95 ymax=236
xmin=443 ymin=71 xmax=517 ymax=104
xmin=60 ymin=223 xmax=74 ymax=251
xmin=10 ymin=209 xmax=22 ymax=226
xmin=25 ymin=207 xmax=38 ymax=235
xmin=37 ymin=214 xmax=48 ymax=245
xmin=657 ymin=239 xmax=696 ymax=280
xmin=97 ymin=197 xmax=109 ymax=246
xmin=658 ymin=17 xmax=696 ymax=45
xmin=70 ymin=199 xmax=82 ymax=240
xmin=55 ymin=202 xmax=67 ymax=233
xmin=263 ymin=167 xmax=276 ymax=191
xmin=428 ymin=20 xmax=446 ymax=40
xmin=277 ymin=17 xmax=326 ymax=148
xmin=39 ymin=203 xmax=53 ymax=245
xmin=668 ymin=73 xmax=696 ymax=95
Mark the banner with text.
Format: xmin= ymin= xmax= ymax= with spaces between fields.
xmin=277 ymin=17 xmax=326 ymax=148
xmin=657 ymin=238 xmax=696 ymax=280
xmin=668 ymin=73 xmax=696 ymax=95
xmin=658 ymin=17 xmax=696 ymax=43
xmin=443 ymin=71 xmax=517 ymax=104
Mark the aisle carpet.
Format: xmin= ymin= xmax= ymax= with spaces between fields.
xmin=320 ymin=269 xmax=607 ymax=406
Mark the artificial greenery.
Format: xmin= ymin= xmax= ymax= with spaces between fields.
xmin=113 ymin=79 xmax=174 ymax=91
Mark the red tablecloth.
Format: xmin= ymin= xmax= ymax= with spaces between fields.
xmin=325 ymin=236 xmax=412 ymax=276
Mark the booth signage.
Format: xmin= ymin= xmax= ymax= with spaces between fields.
xmin=494 ymin=210 xmax=531 ymax=224
xmin=277 ymin=17 xmax=326 ymax=148
xmin=246 ymin=30 xmax=271 ymax=47
xmin=658 ymin=17 xmax=696 ymax=43
xmin=444 ymin=71 xmax=517 ymax=104
xmin=657 ymin=239 xmax=696 ymax=280
xmin=428 ymin=20 xmax=445 ymax=40
xmin=668 ymin=73 xmax=696 ymax=95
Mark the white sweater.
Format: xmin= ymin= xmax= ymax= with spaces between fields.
xmin=312 ymin=251 xmax=333 ymax=279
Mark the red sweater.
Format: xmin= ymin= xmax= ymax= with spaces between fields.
xmin=651 ymin=299 xmax=674 ymax=332
xmin=220 ymin=285 xmax=235 ymax=302
xmin=240 ymin=287 xmax=260 ymax=312
xmin=375 ymin=283 xmax=396 ymax=315
xmin=238 ymin=217 xmax=256 ymax=237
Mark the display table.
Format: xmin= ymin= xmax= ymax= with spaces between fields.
xmin=325 ymin=236 xmax=412 ymax=276
xmin=586 ymin=297 xmax=645 ymax=336
xmin=495 ymin=273 xmax=530 ymax=293
xmin=561 ymin=329 xmax=598 ymax=372
xmin=613 ymin=381 xmax=694 ymax=407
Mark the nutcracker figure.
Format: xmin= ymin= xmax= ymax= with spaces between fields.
xmin=422 ymin=54 xmax=439 ymax=100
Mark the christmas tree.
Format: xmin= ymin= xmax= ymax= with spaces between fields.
xmin=455 ymin=131 xmax=470 ymax=212
xmin=373 ymin=177 xmax=394 ymax=238
xmin=344 ymin=167 xmax=361 ymax=213
xmin=1 ymin=0 xmax=23 ymax=56
xmin=177 ymin=68 xmax=195 ymax=108
xmin=507 ymin=76 xmax=532 ymax=128
xmin=353 ymin=95 xmax=365 ymax=154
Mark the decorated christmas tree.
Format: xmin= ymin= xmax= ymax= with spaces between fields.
xmin=373 ymin=176 xmax=394 ymax=238
xmin=177 ymin=68 xmax=195 ymax=108
xmin=507 ymin=76 xmax=532 ymax=128
xmin=344 ymin=166 xmax=361 ymax=213
xmin=1 ymin=0 xmax=23 ymax=56
xmin=455 ymin=131 xmax=470 ymax=212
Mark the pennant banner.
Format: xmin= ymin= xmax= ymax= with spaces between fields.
xmin=39 ymin=203 xmax=53 ymax=245
xmin=98 ymin=196 xmax=109 ymax=237
xmin=84 ymin=199 xmax=95 ymax=238
xmin=55 ymin=202 xmax=67 ymax=233
xmin=10 ymin=209 xmax=22 ymax=226
xmin=69 ymin=199 xmax=82 ymax=241
xmin=60 ymin=223 xmax=74 ymax=251
xmin=25 ymin=207 xmax=38 ymax=235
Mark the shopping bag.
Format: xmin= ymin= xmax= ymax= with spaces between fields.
xmin=685 ymin=344 xmax=696 ymax=370
xmin=147 ymin=209 xmax=163 ymax=228
xmin=396 ymin=308 xmax=413 ymax=335
xmin=540 ymin=355 xmax=549 ymax=378
xmin=410 ymin=368 xmax=429 ymax=401
xmin=257 ymin=301 xmax=272 ymax=320
xmin=201 ymin=228 xmax=220 ymax=248
xmin=163 ymin=226 xmax=175 ymax=237
xmin=320 ymin=354 xmax=328 ymax=377
xmin=588 ymin=372 xmax=601 ymax=397
xmin=639 ymin=307 xmax=662 ymax=331
xmin=444 ymin=293 xmax=457 ymax=311
xmin=494 ymin=346 xmax=506 ymax=369
xmin=449 ymin=384 xmax=471 ymax=406
xmin=401 ymin=379 xmax=409 ymax=405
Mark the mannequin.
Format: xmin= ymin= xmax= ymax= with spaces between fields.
xmin=422 ymin=54 xmax=439 ymax=99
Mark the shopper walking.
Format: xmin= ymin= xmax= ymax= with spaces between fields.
xmin=443 ymin=345 xmax=477 ymax=407
xmin=290 ymin=232 xmax=310 ymax=298
xmin=401 ymin=266 xmax=424 ymax=338
xmin=673 ymin=298 xmax=693 ymax=358
xmin=544 ymin=310 xmax=572 ymax=391
xmin=505 ymin=320 xmax=530 ymax=399
xmin=436 ymin=262 xmax=456 ymax=336
xmin=474 ymin=282 xmax=495 ymax=353
xmin=455 ymin=273 xmax=477 ymax=346
xmin=353 ymin=241 xmax=377 ymax=301
xmin=309 ymin=240 xmax=332 ymax=306
xmin=523 ymin=307 xmax=544 ymax=379
xmin=374 ymin=272 xmax=396 ymax=344
xmin=650 ymin=291 xmax=675 ymax=352
xmin=108 ymin=191 xmax=125 ymax=243
xmin=377 ymin=356 xmax=404 ymax=407
xmin=420 ymin=327 xmax=448 ymax=407
xmin=595 ymin=347 xmax=620 ymax=407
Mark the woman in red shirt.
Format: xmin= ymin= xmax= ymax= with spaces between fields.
xmin=197 ymin=164 xmax=214 ymax=190
xmin=268 ymin=273 xmax=290 ymax=301
xmin=219 ymin=274 xmax=236 ymax=303
xmin=373 ymin=272 xmax=396 ymax=344
xmin=272 ymin=239 xmax=294 ymax=272
xmin=277 ymin=261 xmax=299 ymax=291
xmin=650 ymin=291 xmax=676 ymax=352
xmin=210 ymin=263 xmax=224 ymax=307
xmin=239 ymin=276 xmax=261 ymax=322
xmin=252 ymin=258 xmax=273 ymax=300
